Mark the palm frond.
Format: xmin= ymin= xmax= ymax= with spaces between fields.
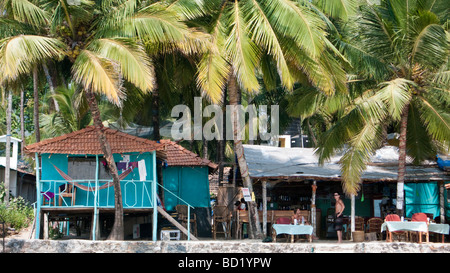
xmin=265 ymin=0 xmax=326 ymax=58
xmin=417 ymin=95 xmax=450 ymax=144
xmin=196 ymin=51 xmax=230 ymax=104
xmin=316 ymin=88 xmax=387 ymax=164
xmin=244 ymin=0 xmax=294 ymax=89
xmin=358 ymin=4 xmax=395 ymax=64
xmin=89 ymin=38 xmax=155 ymax=93
xmin=336 ymin=33 xmax=391 ymax=80
xmin=286 ymin=44 xmax=346 ymax=96
xmin=411 ymin=23 xmax=448 ymax=69
xmin=1 ymin=0 xmax=49 ymax=26
xmin=312 ymin=0 xmax=358 ymax=21
xmin=406 ymin=100 xmax=436 ymax=164
xmin=340 ymin=122 xmax=383 ymax=195
xmin=0 ymin=18 xmax=36 ymax=37
xmin=195 ymin=4 xmax=229 ymax=104
xmin=376 ymin=78 xmax=414 ymax=121
xmin=0 ymin=35 xmax=65 ymax=82
xmin=71 ymin=49 xmax=124 ymax=106
xmin=126 ymin=3 xmax=189 ymax=43
xmin=433 ymin=70 xmax=450 ymax=89
xmin=166 ymin=0 xmax=206 ymax=20
xmin=225 ymin=0 xmax=260 ymax=92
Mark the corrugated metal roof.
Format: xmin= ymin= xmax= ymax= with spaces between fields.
xmin=243 ymin=145 xmax=448 ymax=182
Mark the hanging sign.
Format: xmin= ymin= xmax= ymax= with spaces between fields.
xmin=242 ymin=188 xmax=252 ymax=202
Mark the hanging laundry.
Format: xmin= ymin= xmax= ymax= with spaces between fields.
xmin=41 ymin=191 xmax=55 ymax=200
xmin=116 ymin=162 xmax=127 ymax=170
xmin=122 ymin=155 xmax=130 ymax=168
xmin=138 ymin=159 xmax=147 ymax=181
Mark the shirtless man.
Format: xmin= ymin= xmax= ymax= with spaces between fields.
xmin=334 ymin=192 xmax=345 ymax=243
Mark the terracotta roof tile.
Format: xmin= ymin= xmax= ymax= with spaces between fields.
xmin=160 ymin=139 xmax=217 ymax=169
xmin=24 ymin=126 xmax=165 ymax=158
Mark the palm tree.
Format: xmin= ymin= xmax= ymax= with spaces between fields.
xmin=0 ymin=0 xmax=198 ymax=240
xmin=192 ymin=0 xmax=354 ymax=238
xmin=316 ymin=0 xmax=450 ymax=216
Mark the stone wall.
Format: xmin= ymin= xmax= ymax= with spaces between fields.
xmin=4 ymin=238 xmax=450 ymax=253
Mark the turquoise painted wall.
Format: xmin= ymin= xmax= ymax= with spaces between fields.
xmin=40 ymin=152 xmax=156 ymax=208
xmin=162 ymin=166 xmax=210 ymax=211
xmin=41 ymin=154 xmax=68 ymax=196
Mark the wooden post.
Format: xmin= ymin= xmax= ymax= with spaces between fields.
xmin=35 ymin=153 xmax=41 ymax=239
xmin=92 ymin=155 xmax=99 ymax=240
xmin=43 ymin=213 xmax=49 ymax=240
xmin=351 ymin=194 xmax=355 ymax=240
xmin=439 ymin=181 xmax=445 ymax=224
xmin=152 ymin=151 xmax=158 ymax=241
xmin=262 ymin=181 xmax=267 ymax=237
xmin=311 ymin=181 xmax=317 ymax=237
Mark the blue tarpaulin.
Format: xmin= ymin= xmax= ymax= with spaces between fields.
xmin=405 ymin=182 xmax=440 ymax=218
xmin=437 ymin=155 xmax=449 ymax=170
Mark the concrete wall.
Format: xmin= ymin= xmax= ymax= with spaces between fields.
xmin=4 ymin=238 xmax=450 ymax=253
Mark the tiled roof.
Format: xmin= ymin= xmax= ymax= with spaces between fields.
xmin=160 ymin=139 xmax=217 ymax=169
xmin=24 ymin=126 xmax=165 ymax=158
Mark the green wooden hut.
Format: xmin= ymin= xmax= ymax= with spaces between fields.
xmin=159 ymin=139 xmax=217 ymax=237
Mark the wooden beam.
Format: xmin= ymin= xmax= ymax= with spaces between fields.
xmin=157 ymin=206 xmax=198 ymax=241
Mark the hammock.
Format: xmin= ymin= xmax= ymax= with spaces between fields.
xmin=51 ymin=163 xmax=134 ymax=192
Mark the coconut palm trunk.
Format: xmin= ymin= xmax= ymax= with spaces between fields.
xmin=228 ymin=72 xmax=262 ymax=239
xmin=152 ymin=88 xmax=160 ymax=141
xmin=42 ymin=62 xmax=60 ymax=112
xmin=85 ymin=90 xmax=124 ymax=240
xmin=4 ymin=89 xmax=12 ymax=206
xmin=396 ymin=103 xmax=409 ymax=217
xmin=20 ymin=89 xmax=25 ymax=156
xmin=33 ymin=66 xmax=40 ymax=143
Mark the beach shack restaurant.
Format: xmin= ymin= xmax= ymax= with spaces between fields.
xmin=24 ymin=126 xmax=168 ymax=240
xmin=241 ymin=145 xmax=449 ymax=241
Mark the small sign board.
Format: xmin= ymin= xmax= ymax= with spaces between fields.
xmin=242 ymin=188 xmax=253 ymax=202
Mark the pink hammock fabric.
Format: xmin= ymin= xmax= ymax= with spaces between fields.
xmin=51 ymin=163 xmax=134 ymax=192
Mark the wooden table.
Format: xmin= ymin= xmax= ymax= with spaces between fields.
xmin=428 ymin=223 xmax=449 ymax=243
xmin=381 ymin=221 xmax=428 ymax=243
xmin=272 ymin=224 xmax=313 ymax=243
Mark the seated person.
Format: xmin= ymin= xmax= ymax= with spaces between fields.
xmin=291 ymin=208 xmax=310 ymax=225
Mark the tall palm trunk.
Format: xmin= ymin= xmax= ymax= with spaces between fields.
xmin=152 ymin=88 xmax=160 ymax=141
xmin=396 ymin=103 xmax=409 ymax=217
xmin=20 ymin=89 xmax=25 ymax=156
xmin=33 ymin=66 xmax=40 ymax=142
xmin=85 ymin=90 xmax=124 ymax=240
xmin=4 ymin=89 xmax=12 ymax=206
xmin=228 ymin=72 xmax=262 ymax=239
xmin=42 ymin=62 xmax=60 ymax=112
xmin=217 ymin=88 xmax=227 ymax=186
